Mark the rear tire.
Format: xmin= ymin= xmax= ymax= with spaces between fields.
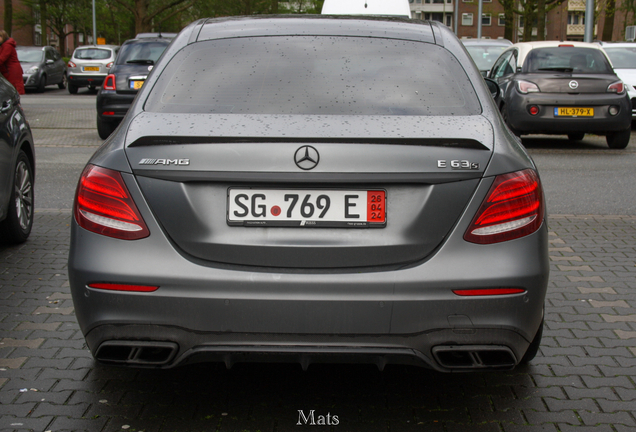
xmin=520 ymin=318 xmax=543 ymax=364
xmin=501 ymin=105 xmax=521 ymax=137
xmin=606 ymin=128 xmax=631 ymax=149
xmin=68 ymin=83 xmax=78 ymax=94
xmin=0 ymin=151 xmax=34 ymax=244
xmin=567 ymin=133 xmax=585 ymax=141
xmin=58 ymin=74 xmax=67 ymax=89
xmin=97 ymin=116 xmax=117 ymax=139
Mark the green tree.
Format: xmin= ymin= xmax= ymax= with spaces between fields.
xmin=109 ymin=0 xmax=197 ymax=34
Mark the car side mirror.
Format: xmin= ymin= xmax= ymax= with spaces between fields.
xmin=484 ymin=78 xmax=500 ymax=100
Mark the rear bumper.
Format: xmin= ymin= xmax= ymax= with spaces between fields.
xmin=96 ymin=90 xmax=135 ymax=121
xmin=68 ymin=73 xmax=106 ymax=87
xmin=68 ymin=174 xmax=550 ymax=372
xmin=507 ymin=90 xmax=632 ymax=134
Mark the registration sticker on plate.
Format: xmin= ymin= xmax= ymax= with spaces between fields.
xmin=227 ymin=189 xmax=386 ymax=227
xmin=554 ymin=107 xmax=594 ymax=117
xmin=83 ymin=66 xmax=100 ymax=72
xmin=130 ymin=80 xmax=144 ymax=90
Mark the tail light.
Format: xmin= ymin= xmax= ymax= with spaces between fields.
xmin=103 ymin=74 xmax=116 ymax=90
xmin=106 ymin=62 xmax=114 ymax=68
xmin=464 ymin=169 xmax=544 ymax=244
xmin=74 ymin=165 xmax=149 ymax=240
xmin=516 ymin=80 xmax=540 ymax=94
xmin=607 ymin=81 xmax=625 ymax=94
xmin=68 ymin=61 xmax=76 ymax=68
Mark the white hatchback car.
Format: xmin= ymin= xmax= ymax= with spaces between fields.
xmin=600 ymin=42 xmax=636 ymax=119
xmin=67 ymin=45 xmax=119 ymax=94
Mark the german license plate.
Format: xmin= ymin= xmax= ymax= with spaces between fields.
xmin=554 ymin=107 xmax=594 ymax=117
xmin=227 ymin=189 xmax=386 ymax=227
xmin=83 ymin=66 xmax=99 ymax=72
xmin=130 ymin=80 xmax=144 ymax=90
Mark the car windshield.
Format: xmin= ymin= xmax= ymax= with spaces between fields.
xmin=524 ymin=47 xmax=612 ymax=73
xmin=145 ymin=36 xmax=481 ymax=116
xmin=117 ymin=41 xmax=169 ymax=65
xmin=465 ymin=45 xmax=509 ymax=71
xmin=603 ymin=47 xmax=636 ymax=69
xmin=17 ymin=50 xmax=43 ymax=63
xmin=75 ymin=48 xmax=111 ymax=60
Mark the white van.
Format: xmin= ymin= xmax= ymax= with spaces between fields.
xmin=321 ymin=0 xmax=411 ymax=17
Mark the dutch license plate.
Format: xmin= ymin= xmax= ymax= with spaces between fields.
xmin=83 ymin=66 xmax=99 ymax=72
xmin=130 ymin=80 xmax=144 ymax=90
xmin=554 ymin=107 xmax=594 ymax=117
xmin=227 ymin=189 xmax=386 ymax=227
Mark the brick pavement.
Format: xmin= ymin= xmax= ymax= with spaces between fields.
xmin=1 ymin=212 xmax=636 ymax=431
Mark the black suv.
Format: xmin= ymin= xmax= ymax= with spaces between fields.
xmin=96 ymin=33 xmax=176 ymax=139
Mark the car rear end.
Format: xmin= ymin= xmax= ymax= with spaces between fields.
xmin=68 ymin=46 xmax=118 ymax=92
xmin=70 ymin=17 xmax=548 ymax=372
xmin=96 ymin=37 xmax=172 ymax=134
xmin=505 ymin=45 xmax=631 ymax=136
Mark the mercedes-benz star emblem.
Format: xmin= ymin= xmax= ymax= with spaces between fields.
xmin=294 ymin=145 xmax=320 ymax=170
xmin=569 ymin=80 xmax=579 ymax=90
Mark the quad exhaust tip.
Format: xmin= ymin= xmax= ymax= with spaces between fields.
xmin=95 ymin=341 xmax=178 ymax=366
xmin=432 ymin=345 xmax=517 ymax=370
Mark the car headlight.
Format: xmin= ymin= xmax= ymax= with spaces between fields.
xmin=26 ymin=66 xmax=39 ymax=74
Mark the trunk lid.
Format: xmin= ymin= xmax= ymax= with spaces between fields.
xmin=521 ymin=73 xmax=619 ymax=94
xmin=126 ymin=113 xmax=493 ymax=269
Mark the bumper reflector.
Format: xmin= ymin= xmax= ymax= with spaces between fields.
xmin=452 ymin=288 xmax=526 ymax=296
xmin=89 ymin=283 xmax=159 ymax=292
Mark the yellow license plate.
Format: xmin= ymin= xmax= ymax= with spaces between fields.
xmin=83 ymin=66 xmax=99 ymax=72
xmin=130 ymin=80 xmax=144 ymax=90
xmin=554 ymin=107 xmax=594 ymax=117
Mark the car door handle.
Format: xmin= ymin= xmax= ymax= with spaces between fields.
xmin=0 ymin=100 xmax=11 ymax=113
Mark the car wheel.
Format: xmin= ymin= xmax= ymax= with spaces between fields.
xmin=58 ymin=74 xmax=67 ymax=90
xmin=36 ymin=74 xmax=46 ymax=93
xmin=606 ymin=128 xmax=631 ymax=149
xmin=0 ymin=151 xmax=34 ymax=244
xmin=97 ymin=116 xmax=117 ymax=139
xmin=520 ymin=318 xmax=543 ymax=364
xmin=567 ymin=133 xmax=585 ymax=141
xmin=68 ymin=83 xmax=78 ymax=94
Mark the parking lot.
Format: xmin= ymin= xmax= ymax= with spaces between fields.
xmin=1 ymin=89 xmax=636 ymax=432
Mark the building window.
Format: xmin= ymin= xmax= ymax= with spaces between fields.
xmin=462 ymin=13 xmax=473 ymax=26
xmin=482 ymin=14 xmax=491 ymax=26
xmin=415 ymin=12 xmax=422 ymax=19
xmin=499 ymin=14 xmax=506 ymax=26
xmin=446 ymin=15 xmax=452 ymax=26
xmin=567 ymin=12 xmax=585 ymax=25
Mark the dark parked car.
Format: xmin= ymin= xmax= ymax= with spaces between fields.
xmin=67 ymin=45 xmax=119 ymax=94
xmin=17 ymin=46 xmax=67 ymax=92
xmin=0 ymin=75 xmax=35 ymax=243
xmin=462 ymin=38 xmax=512 ymax=76
xmin=69 ymin=16 xmax=548 ymax=372
xmin=489 ymin=41 xmax=632 ymax=148
xmin=95 ymin=34 xmax=175 ymax=139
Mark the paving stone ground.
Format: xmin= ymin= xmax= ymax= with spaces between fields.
xmin=1 ymin=212 xmax=636 ymax=432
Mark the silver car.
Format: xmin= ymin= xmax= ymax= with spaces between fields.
xmin=17 ymin=46 xmax=67 ymax=92
xmin=68 ymin=16 xmax=549 ymax=372
xmin=67 ymin=45 xmax=119 ymax=94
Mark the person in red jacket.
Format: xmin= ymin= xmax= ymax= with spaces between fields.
xmin=0 ymin=30 xmax=25 ymax=95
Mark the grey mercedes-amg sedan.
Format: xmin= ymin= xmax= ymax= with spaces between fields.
xmin=68 ymin=15 xmax=549 ymax=372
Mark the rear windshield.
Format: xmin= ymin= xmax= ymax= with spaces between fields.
xmin=17 ymin=50 xmax=43 ymax=63
xmin=117 ymin=41 xmax=170 ymax=65
xmin=74 ymin=48 xmax=112 ymax=60
xmin=524 ymin=47 xmax=612 ymax=73
xmin=603 ymin=46 xmax=636 ymax=69
xmin=144 ymin=36 xmax=481 ymax=116
xmin=465 ymin=45 xmax=509 ymax=71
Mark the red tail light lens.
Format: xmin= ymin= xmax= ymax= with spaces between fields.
xmin=106 ymin=62 xmax=114 ymax=68
xmin=607 ymin=81 xmax=625 ymax=94
xmin=89 ymin=283 xmax=159 ymax=292
xmin=74 ymin=165 xmax=150 ymax=240
xmin=464 ymin=169 xmax=544 ymax=244
xmin=103 ymin=74 xmax=116 ymax=90
xmin=453 ymin=288 xmax=526 ymax=296
xmin=68 ymin=61 xmax=76 ymax=68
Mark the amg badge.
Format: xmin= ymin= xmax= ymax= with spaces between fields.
xmin=139 ymin=158 xmax=190 ymax=166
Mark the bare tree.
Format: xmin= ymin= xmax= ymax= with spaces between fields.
xmin=109 ymin=0 xmax=197 ymax=34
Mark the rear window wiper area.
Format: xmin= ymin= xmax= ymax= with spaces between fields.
xmin=126 ymin=59 xmax=155 ymax=65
